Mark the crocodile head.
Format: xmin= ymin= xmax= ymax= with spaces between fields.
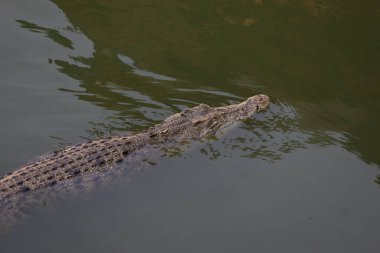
xmin=252 ymin=94 xmax=270 ymax=111
xmin=182 ymin=94 xmax=270 ymax=138
xmin=148 ymin=94 xmax=270 ymax=141
xmin=240 ymin=94 xmax=270 ymax=113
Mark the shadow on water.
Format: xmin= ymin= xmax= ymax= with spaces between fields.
xmin=13 ymin=1 xmax=380 ymax=167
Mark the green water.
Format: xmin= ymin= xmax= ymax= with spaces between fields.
xmin=0 ymin=0 xmax=379 ymax=252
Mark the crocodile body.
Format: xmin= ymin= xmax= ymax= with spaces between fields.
xmin=0 ymin=94 xmax=269 ymax=200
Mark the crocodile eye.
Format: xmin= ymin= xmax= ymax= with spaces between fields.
xmin=161 ymin=129 xmax=169 ymax=135
xmin=149 ymin=133 xmax=158 ymax=139
xmin=192 ymin=118 xmax=207 ymax=126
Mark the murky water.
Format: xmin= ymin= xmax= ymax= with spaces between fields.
xmin=0 ymin=0 xmax=379 ymax=252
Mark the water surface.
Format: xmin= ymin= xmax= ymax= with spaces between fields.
xmin=0 ymin=0 xmax=379 ymax=252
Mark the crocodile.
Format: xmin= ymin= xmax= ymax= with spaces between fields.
xmin=0 ymin=94 xmax=269 ymax=200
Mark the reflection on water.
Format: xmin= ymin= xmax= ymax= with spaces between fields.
xmin=118 ymin=53 xmax=176 ymax=81
xmin=1 ymin=0 xmax=380 ymax=251
xmin=9 ymin=0 xmax=380 ymax=182
xmin=19 ymin=0 xmax=372 ymax=167
xmin=16 ymin=20 xmax=74 ymax=49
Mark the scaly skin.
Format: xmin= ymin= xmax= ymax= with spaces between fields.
xmin=0 ymin=94 xmax=269 ymax=200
